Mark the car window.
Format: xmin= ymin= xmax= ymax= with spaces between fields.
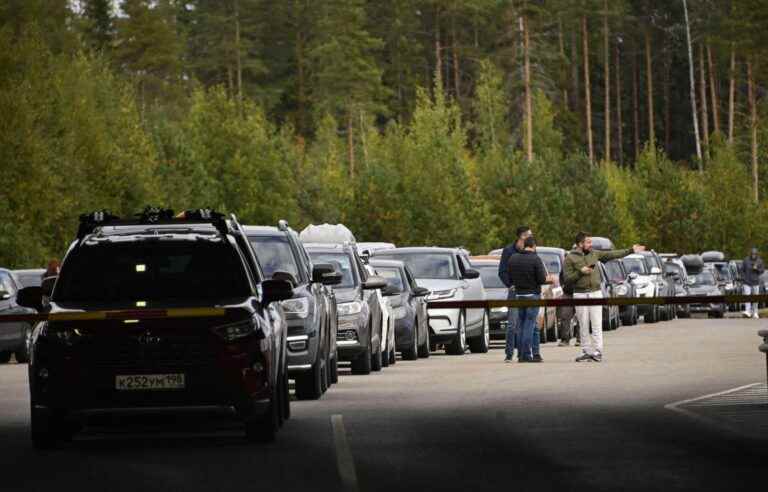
xmin=404 ymin=266 xmax=418 ymax=291
xmin=713 ymin=263 xmax=732 ymax=281
xmin=537 ymin=252 xmax=562 ymax=274
xmin=376 ymin=267 xmax=405 ymax=293
xmin=691 ymin=272 xmax=716 ymax=286
xmin=54 ymin=242 xmax=252 ymax=302
xmin=308 ymin=252 xmax=357 ymax=289
xmin=603 ymin=261 xmax=625 ymax=284
xmin=0 ymin=272 xmax=16 ymax=295
xmin=16 ymin=273 xmax=42 ymax=288
xmin=249 ymin=235 xmax=302 ymax=282
xmin=374 ymin=253 xmax=457 ymax=280
xmin=474 ymin=265 xmax=505 ymax=288
xmin=623 ymin=258 xmax=648 ymax=275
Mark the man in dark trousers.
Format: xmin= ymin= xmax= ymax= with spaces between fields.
xmin=499 ymin=226 xmax=532 ymax=362
xmin=742 ymin=247 xmax=765 ymax=319
xmin=506 ymin=236 xmax=548 ymax=363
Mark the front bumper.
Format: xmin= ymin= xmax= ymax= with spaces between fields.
xmin=489 ymin=309 xmax=508 ymax=338
xmin=335 ymin=314 xmax=368 ymax=360
xmin=285 ymin=317 xmax=320 ymax=373
xmin=427 ymin=308 xmax=460 ymax=342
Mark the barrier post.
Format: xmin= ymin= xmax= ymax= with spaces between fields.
xmin=759 ymin=329 xmax=768 ymax=388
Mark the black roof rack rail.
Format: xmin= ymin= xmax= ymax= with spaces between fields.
xmin=76 ymin=207 xmax=231 ymax=240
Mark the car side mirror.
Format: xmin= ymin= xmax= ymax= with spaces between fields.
xmin=0 ymin=290 xmax=10 ymax=301
xmin=462 ymin=269 xmax=480 ymax=280
xmin=312 ymin=263 xmax=339 ymax=285
xmin=413 ymin=286 xmax=430 ymax=297
xmin=16 ymin=286 xmax=44 ymax=311
xmin=381 ymin=283 xmax=399 ymax=297
xmin=262 ymin=279 xmax=294 ymax=305
xmin=363 ymin=275 xmax=387 ymax=290
xmin=272 ymin=270 xmax=298 ymax=287
xmin=41 ymin=276 xmax=57 ymax=297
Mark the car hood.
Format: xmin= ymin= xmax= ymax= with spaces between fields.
xmin=484 ymin=288 xmax=508 ymax=300
xmin=333 ymin=288 xmax=361 ymax=304
xmin=414 ymin=278 xmax=464 ymax=292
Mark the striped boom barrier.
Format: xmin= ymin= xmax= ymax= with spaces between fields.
xmin=0 ymin=307 xmax=227 ymax=324
xmin=426 ymin=294 xmax=768 ymax=309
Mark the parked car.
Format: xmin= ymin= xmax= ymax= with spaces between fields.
xmin=729 ymin=260 xmax=744 ymax=308
xmin=18 ymin=208 xmax=293 ymax=448
xmin=0 ymin=269 xmax=37 ymax=363
xmin=365 ymin=263 xmax=396 ymax=367
xmin=303 ymin=242 xmax=386 ymax=375
xmin=537 ymin=247 xmax=574 ymax=339
xmin=245 ymin=222 xmax=339 ymax=400
xmin=590 ymin=237 xmax=616 ymax=251
xmin=663 ymin=259 xmax=691 ymax=318
xmin=704 ymin=258 xmax=737 ymax=311
xmin=596 ymin=262 xmax=622 ymax=331
xmin=13 ymin=268 xmax=45 ymax=289
xmin=622 ymin=254 xmax=663 ymax=323
xmin=687 ymin=269 xmax=726 ymax=318
xmin=372 ymin=247 xmax=489 ymax=355
xmin=603 ymin=259 xmax=639 ymax=326
xmin=639 ymin=251 xmax=676 ymax=321
xmin=469 ymin=257 xmax=508 ymax=341
xmin=370 ymin=259 xmax=431 ymax=360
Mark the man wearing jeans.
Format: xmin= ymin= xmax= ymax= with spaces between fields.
xmin=742 ymin=247 xmax=764 ymax=319
xmin=564 ymin=232 xmax=644 ymax=362
xmin=499 ymin=226 xmax=532 ymax=362
xmin=506 ymin=236 xmax=547 ymax=362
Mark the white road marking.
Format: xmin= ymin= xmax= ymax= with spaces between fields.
xmin=331 ymin=414 xmax=359 ymax=492
xmin=664 ymin=382 xmax=765 ymax=437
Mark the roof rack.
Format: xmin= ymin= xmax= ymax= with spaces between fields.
xmin=76 ymin=206 xmax=231 ymax=240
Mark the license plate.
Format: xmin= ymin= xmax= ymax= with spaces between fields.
xmin=115 ymin=374 xmax=185 ymax=391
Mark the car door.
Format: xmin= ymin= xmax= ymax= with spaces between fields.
xmin=0 ymin=272 xmax=26 ymax=351
xmin=404 ymin=266 xmax=426 ymax=341
xmin=457 ymin=254 xmax=484 ymax=329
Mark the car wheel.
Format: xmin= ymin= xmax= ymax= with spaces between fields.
xmin=382 ymin=338 xmax=391 ymax=367
xmin=350 ymin=342 xmax=372 ymax=375
xmin=245 ymin=385 xmax=280 ymax=443
xmin=329 ymin=355 xmax=339 ymax=384
xmin=295 ymin=352 xmax=323 ymax=400
xmin=646 ymin=305 xmax=658 ymax=323
xmin=389 ymin=347 xmax=396 ymax=365
xmin=0 ymin=351 xmax=12 ymax=364
xmin=446 ymin=310 xmax=467 ymax=355
xmin=371 ymin=339 xmax=383 ymax=371
xmin=403 ymin=324 xmax=419 ymax=361
xmin=15 ymin=328 xmax=32 ymax=364
xmin=418 ymin=321 xmax=431 ymax=358
xmin=469 ymin=310 xmax=490 ymax=353
xmin=282 ymin=365 xmax=291 ymax=421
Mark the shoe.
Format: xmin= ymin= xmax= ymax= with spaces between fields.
xmin=558 ymin=341 xmax=569 ymax=347
xmin=591 ymin=353 xmax=603 ymax=362
xmin=519 ymin=358 xmax=534 ymax=363
xmin=743 ymin=311 xmax=751 ymax=318
xmin=504 ymin=357 xmax=512 ymax=363
xmin=575 ymin=340 xmax=581 ymax=347
xmin=575 ymin=353 xmax=594 ymax=362
xmin=532 ymin=354 xmax=543 ymax=362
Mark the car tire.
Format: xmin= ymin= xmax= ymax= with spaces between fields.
xmin=469 ymin=311 xmax=490 ymax=353
xmin=446 ymin=310 xmax=467 ymax=355
xmin=245 ymin=386 xmax=280 ymax=443
xmin=418 ymin=322 xmax=430 ymax=358
xmin=646 ymin=305 xmax=658 ymax=323
xmin=350 ymin=343 xmax=372 ymax=375
xmin=371 ymin=338 xmax=383 ymax=372
xmin=15 ymin=328 xmax=32 ymax=364
xmin=294 ymin=351 xmax=323 ymax=400
xmin=0 ymin=351 xmax=12 ymax=364
xmin=282 ymin=366 xmax=291 ymax=421
xmin=329 ymin=355 xmax=339 ymax=384
xmin=402 ymin=324 xmax=419 ymax=360
xmin=382 ymin=339 xmax=391 ymax=367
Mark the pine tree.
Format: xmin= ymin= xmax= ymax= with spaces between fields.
xmin=80 ymin=0 xmax=114 ymax=52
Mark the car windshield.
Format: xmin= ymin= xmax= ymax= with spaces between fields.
xmin=623 ymin=258 xmax=648 ymax=275
xmin=376 ymin=267 xmax=405 ymax=293
xmin=713 ymin=263 xmax=732 ymax=282
xmin=603 ymin=261 xmax=625 ymax=283
xmin=475 ymin=265 xmax=505 ymax=288
xmin=375 ymin=253 xmax=457 ymax=279
xmin=691 ymin=272 xmax=716 ymax=286
xmin=537 ymin=252 xmax=561 ymax=274
xmin=249 ymin=235 xmax=301 ymax=282
xmin=308 ymin=252 xmax=357 ymax=288
xmin=665 ymin=264 xmax=685 ymax=284
xmin=54 ymin=242 xmax=251 ymax=302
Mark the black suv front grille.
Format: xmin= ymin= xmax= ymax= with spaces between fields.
xmin=80 ymin=333 xmax=217 ymax=369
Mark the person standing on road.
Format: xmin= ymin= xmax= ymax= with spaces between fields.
xmin=506 ymin=236 xmax=548 ymax=363
xmin=742 ymin=247 xmax=764 ymax=319
xmin=499 ymin=226 xmax=535 ymax=362
xmin=564 ymin=233 xmax=644 ymax=362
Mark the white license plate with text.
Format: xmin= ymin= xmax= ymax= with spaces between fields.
xmin=115 ymin=374 xmax=185 ymax=391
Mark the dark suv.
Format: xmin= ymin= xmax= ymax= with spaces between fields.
xmin=17 ymin=209 xmax=294 ymax=448
xmin=303 ymin=243 xmax=386 ymax=375
xmin=245 ymin=222 xmax=340 ymax=400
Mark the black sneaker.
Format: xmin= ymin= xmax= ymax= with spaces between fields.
xmin=575 ymin=353 xmax=594 ymax=363
xmin=504 ymin=356 xmax=512 ymax=363
xmin=591 ymin=353 xmax=603 ymax=362
xmin=519 ymin=357 xmax=534 ymax=363
xmin=532 ymin=354 xmax=543 ymax=362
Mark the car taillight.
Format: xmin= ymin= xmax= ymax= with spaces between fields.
xmin=212 ymin=319 xmax=256 ymax=343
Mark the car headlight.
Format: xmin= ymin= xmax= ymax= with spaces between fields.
xmin=427 ymin=288 xmax=457 ymax=301
xmin=213 ymin=320 xmax=255 ymax=343
xmin=338 ymin=301 xmax=364 ymax=317
xmin=491 ymin=306 xmax=509 ymax=313
xmin=281 ymin=297 xmax=309 ymax=318
xmin=615 ymin=285 xmax=629 ymax=296
xmin=393 ymin=306 xmax=408 ymax=319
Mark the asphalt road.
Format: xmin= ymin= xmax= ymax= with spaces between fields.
xmin=1 ymin=316 xmax=766 ymax=492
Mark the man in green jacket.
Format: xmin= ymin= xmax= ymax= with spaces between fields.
xmin=564 ymin=232 xmax=645 ymax=362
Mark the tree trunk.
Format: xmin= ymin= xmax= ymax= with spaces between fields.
xmin=451 ymin=16 xmax=461 ymax=100
xmin=728 ymin=46 xmax=736 ymax=145
xmin=699 ymin=44 xmax=710 ymax=158
xmin=644 ymin=28 xmax=655 ymax=151
xmin=582 ymin=15 xmax=594 ymax=165
xmin=632 ymin=52 xmax=640 ymax=161
xmin=558 ymin=17 xmax=568 ymax=108
xmin=571 ymin=25 xmax=580 ymax=120
xmin=603 ymin=0 xmax=610 ymax=163
xmin=434 ymin=7 xmax=442 ymax=92
xmin=682 ymin=0 xmax=702 ymax=165
xmin=294 ymin=1 xmax=306 ymax=135
xmin=707 ymin=43 xmax=720 ymax=135
xmin=523 ymin=15 xmax=533 ymax=163
xmin=747 ymin=60 xmax=758 ymax=203
xmin=347 ymin=110 xmax=355 ymax=178
xmin=615 ymin=43 xmax=623 ymax=165
xmin=234 ymin=0 xmax=243 ymax=107
xmin=664 ymin=59 xmax=671 ymax=152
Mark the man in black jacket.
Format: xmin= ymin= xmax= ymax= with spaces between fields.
xmin=498 ymin=226 xmax=532 ymax=362
xmin=742 ymin=247 xmax=765 ymax=319
xmin=506 ymin=236 xmax=547 ymax=363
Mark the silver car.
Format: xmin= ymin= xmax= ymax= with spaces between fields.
xmin=371 ymin=247 xmax=488 ymax=355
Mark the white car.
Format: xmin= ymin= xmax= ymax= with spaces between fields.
xmin=622 ymin=254 xmax=663 ymax=323
xmin=371 ymin=247 xmax=489 ymax=355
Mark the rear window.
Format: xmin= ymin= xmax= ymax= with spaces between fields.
xmin=374 ymin=253 xmax=457 ymax=279
xmin=54 ymin=241 xmax=251 ymax=302
xmin=537 ymin=252 xmax=562 ymax=274
xmin=474 ymin=264 xmax=504 ymax=289
xmin=249 ymin=235 xmax=301 ymax=281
